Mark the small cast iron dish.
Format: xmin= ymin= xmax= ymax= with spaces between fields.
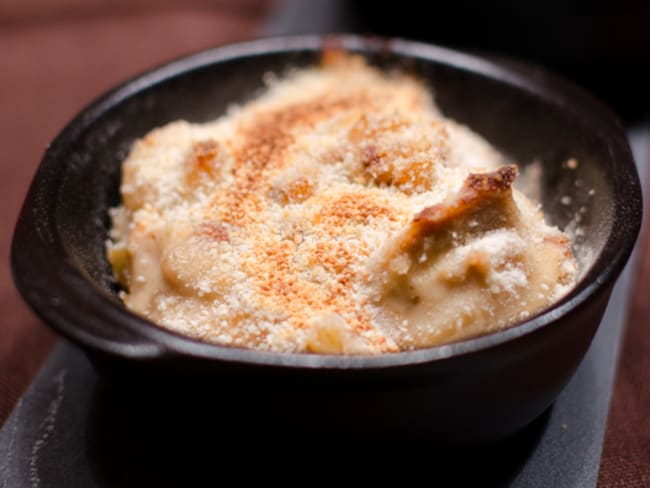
xmin=11 ymin=35 xmax=642 ymax=443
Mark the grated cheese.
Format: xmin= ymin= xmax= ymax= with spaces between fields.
xmin=107 ymin=53 xmax=577 ymax=354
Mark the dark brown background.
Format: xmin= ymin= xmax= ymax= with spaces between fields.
xmin=1 ymin=1 xmax=648 ymax=485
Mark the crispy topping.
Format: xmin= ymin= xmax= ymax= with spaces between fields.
xmin=186 ymin=139 xmax=220 ymax=183
xmin=411 ymin=165 xmax=518 ymax=243
xmin=109 ymin=55 xmax=576 ymax=354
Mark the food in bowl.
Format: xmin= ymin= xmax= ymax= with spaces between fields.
xmin=107 ymin=51 xmax=577 ymax=354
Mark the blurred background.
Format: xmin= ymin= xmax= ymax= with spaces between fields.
xmin=1 ymin=0 xmax=648 ymax=484
xmin=359 ymin=1 xmax=650 ymax=123
xmin=273 ymin=0 xmax=650 ymax=123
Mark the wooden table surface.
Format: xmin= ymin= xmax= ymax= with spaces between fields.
xmin=1 ymin=3 xmax=648 ymax=485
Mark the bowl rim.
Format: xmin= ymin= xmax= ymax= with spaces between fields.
xmin=11 ymin=33 xmax=643 ymax=369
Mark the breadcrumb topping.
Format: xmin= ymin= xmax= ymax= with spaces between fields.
xmin=107 ymin=53 xmax=577 ymax=354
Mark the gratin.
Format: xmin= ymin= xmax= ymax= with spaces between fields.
xmin=107 ymin=52 xmax=577 ymax=354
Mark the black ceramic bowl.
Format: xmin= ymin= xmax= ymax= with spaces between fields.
xmin=11 ymin=35 xmax=642 ymax=443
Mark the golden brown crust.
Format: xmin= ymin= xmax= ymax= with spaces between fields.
xmin=184 ymin=139 xmax=222 ymax=190
xmin=398 ymin=165 xmax=518 ymax=253
xmin=416 ymin=165 xmax=517 ymax=227
xmin=465 ymin=164 xmax=517 ymax=193
xmin=196 ymin=222 xmax=229 ymax=242
xmin=213 ymin=94 xmax=373 ymax=225
xmin=109 ymin=55 xmax=576 ymax=354
xmin=370 ymin=164 xmax=575 ymax=349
